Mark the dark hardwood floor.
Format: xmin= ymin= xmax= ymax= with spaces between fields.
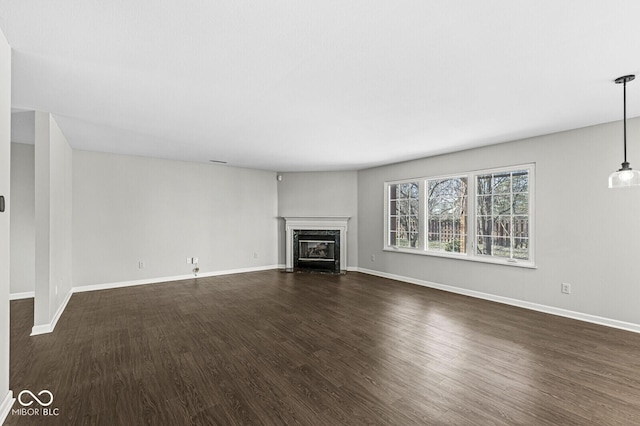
xmin=6 ymin=270 xmax=640 ymax=425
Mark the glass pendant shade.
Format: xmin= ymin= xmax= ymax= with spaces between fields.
xmin=609 ymin=165 xmax=640 ymax=188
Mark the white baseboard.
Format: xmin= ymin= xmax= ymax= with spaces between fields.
xmin=9 ymin=291 xmax=34 ymax=300
xmin=72 ymin=264 xmax=282 ymax=294
xmin=31 ymin=290 xmax=73 ymax=336
xmin=357 ymin=267 xmax=640 ymax=334
xmin=0 ymin=390 xmax=14 ymax=425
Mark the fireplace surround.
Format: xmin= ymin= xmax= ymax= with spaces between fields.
xmin=283 ymin=216 xmax=350 ymax=274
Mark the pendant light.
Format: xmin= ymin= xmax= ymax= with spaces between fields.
xmin=609 ymin=74 xmax=640 ymax=188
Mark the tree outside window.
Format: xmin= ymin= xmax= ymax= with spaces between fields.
xmin=476 ymin=170 xmax=529 ymax=260
xmin=427 ymin=177 xmax=467 ymax=253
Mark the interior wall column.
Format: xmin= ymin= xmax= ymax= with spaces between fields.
xmin=0 ymin=26 xmax=15 ymax=423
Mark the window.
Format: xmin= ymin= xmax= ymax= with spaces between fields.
xmin=384 ymin=164 xmax=534 ymax=267
xmin=387 ymin=181 xmax=420 ymax=248
xmin=476 ymin=169 xmax=530 ymax=261
xmin=427 ymin=177 xmax=467 ymax=253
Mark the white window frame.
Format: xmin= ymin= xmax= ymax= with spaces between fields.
xmin=384 ymin=179 xmax=424 ymax=251
xmin=383 ymin=164 xmax=535 ymax=268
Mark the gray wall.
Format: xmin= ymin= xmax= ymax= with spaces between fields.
xmin=72 ymin=150 xmax=279 ymax=287
xmin=10 ymin=110 xmax=34 ymax=144
xmin=358 ymin=119 xmax=640 ymax=326
xmin=0 ymin=27 xmax=11 ymax=418
xmin=10 ymin=142 xmax=35 ymax=295
xmin=277 ymin=171 xmax=358 ymax=268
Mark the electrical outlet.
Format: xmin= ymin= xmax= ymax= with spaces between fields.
xmin=138 ymin=261 xmax=145 ymax=269
xmin=253 ymin=252 xmax=258 ymax=259
xmin=193 ymin=257 xmax=199 ymax=264
xmin=186 ymin=257 xmax=192 ymax=264
xmin=561 ymin=283 xmax=571 ymax=294
xmin=371 ymin=254 xmax=375 ymax=262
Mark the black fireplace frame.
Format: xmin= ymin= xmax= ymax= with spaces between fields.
xmin=292 ymin=229 xmax=341 ymax=273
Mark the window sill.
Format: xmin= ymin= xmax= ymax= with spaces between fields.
xmin=382 ymin=246 xmax=537 ymax=269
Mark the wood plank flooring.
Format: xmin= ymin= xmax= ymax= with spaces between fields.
xmin=6 ymin=270 xmax=640 ymax=425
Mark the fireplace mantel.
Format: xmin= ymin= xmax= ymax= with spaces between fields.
xmin=283 ymin=216 xmax=350 ymax=272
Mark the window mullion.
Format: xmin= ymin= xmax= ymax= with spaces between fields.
xmin=510 ymin=191 xmax=514 ymax=260
xmin=421 ymin=180 xmax=426 ymax=251
xmin=469 ymin=173 xmax=475 ymax=257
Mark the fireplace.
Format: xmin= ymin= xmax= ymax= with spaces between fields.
xmin=283 ymin=216 xmax=350 ymax=274
xmin=293 ymin=230 xmax=340 ymax=273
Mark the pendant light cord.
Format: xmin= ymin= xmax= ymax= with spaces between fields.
xmin=624 ymin=79 xmax=628 ymax=164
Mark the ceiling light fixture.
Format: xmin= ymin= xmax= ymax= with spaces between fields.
xmin=609 ymin=74 xmax=640 ymax=188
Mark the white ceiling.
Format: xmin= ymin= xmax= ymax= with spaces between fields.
xmin=2 ymin=1 xmax=640 ymax=171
